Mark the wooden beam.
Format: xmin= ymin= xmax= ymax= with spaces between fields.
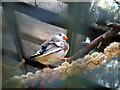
xmin=2 ymin=3 xmax=24 ymax=60
xmin=2 ymin=2 xmax=120 ymax=40
xmin=2 ymin=2 xmax=68 ymax=29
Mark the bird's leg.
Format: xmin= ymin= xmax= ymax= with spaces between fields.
xmin=57 ymin=57 xmax=70 ymax=62
xmin=46 ymin=64 xmax=49 ymax=68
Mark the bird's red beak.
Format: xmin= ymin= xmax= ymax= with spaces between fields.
xmin=63 ymin=35 xmax=68 ymax=40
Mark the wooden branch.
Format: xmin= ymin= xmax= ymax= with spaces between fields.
xmin=69 ymin=22 xmax=120 ymax=62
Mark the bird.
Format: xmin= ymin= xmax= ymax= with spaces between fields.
xmin=30 ymin=32 xmax=69 ymax=68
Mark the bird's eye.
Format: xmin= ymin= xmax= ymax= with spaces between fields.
xmin=59 ymin=34 xmax=61 ymax=36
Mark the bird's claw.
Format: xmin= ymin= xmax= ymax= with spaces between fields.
xmin=46 ymin=65 xmax=49 ymax=68
xmin=57 ymin=57 xmax=70 ymax=62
